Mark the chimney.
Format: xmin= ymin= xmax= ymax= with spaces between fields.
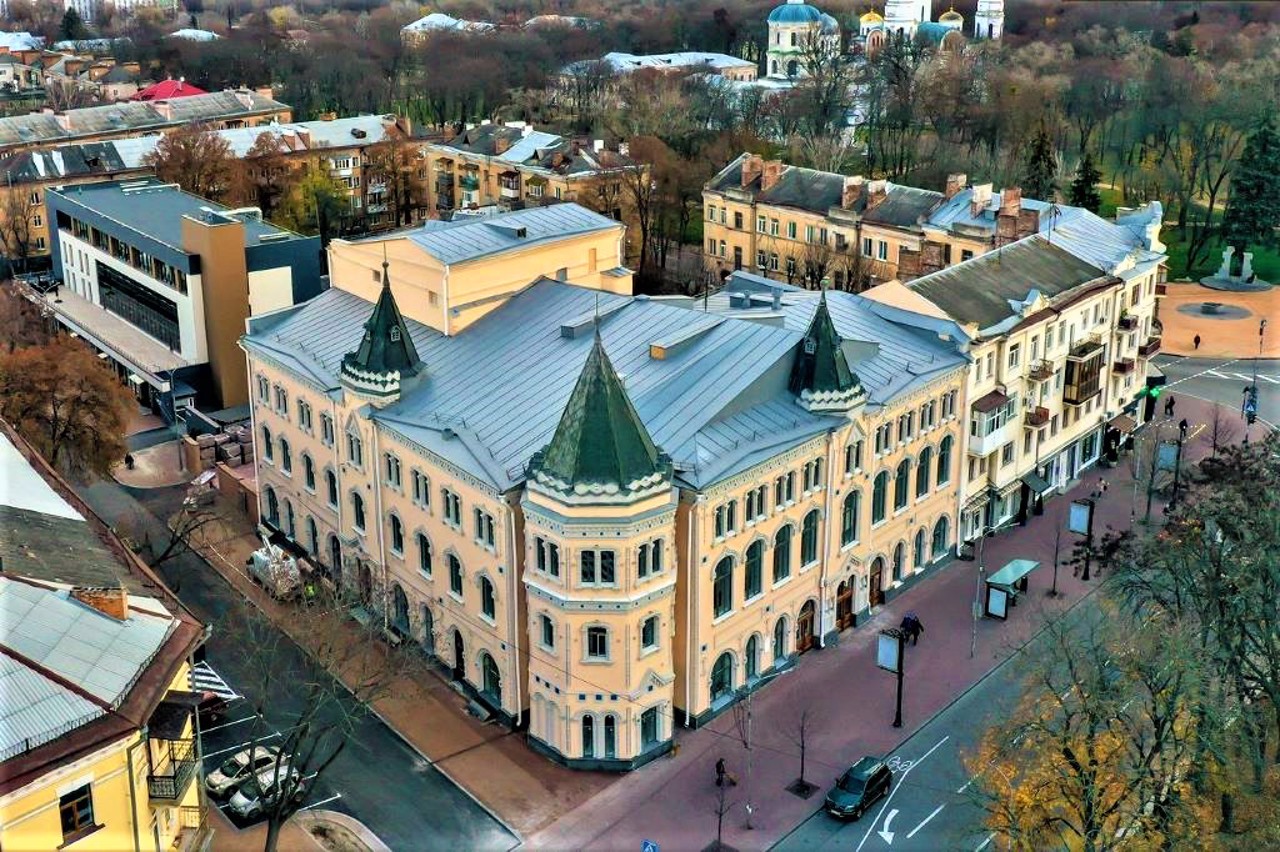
xmin=618 ymin=141 xmax=629 ymax=157
xmin=71 ymin=586 xmax=129 ymax=621
xmin=760 ymin=159 xmax=783 ymax=192
xmin=740 ymin=153 xmax=763 ymax=188
xmin=592 ymin=138 xmax=604 ymax=153
xmin=233 ymin=89 xmax=255 ymax=109
xmin=295 ymin=128 xmax=311 ymax=149
xmin=1016 ymin=207 xmax=1039 ymax=240
xmin=998 ymin=186 xmax=1022 ymax=217
xmin=495 ymin=134 xmax=511 ymax=155
xmin=866 ymin=179 xmax=888 ymax=209
xmin=53 ymin=111 xmax=73 ymax=132
xmin=521 ymin=123 xmax=532 ymax=138
xmin=969 ymin=183 xmax=993 ymax=217
xmin=319 ymin=111 xmax=337 ymax=122
xmin=153 ymin=100 xmax=174 ymax=121
xmin=255 ymin=86 xmax=274 ymax=100
xmin=944 ymin=173 xmax=967 ymax=199
xmin=841 ymin=175 xmax=864 ymax=209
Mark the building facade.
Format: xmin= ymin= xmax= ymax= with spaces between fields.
xmin=871 ymin=202 xmax=1167 ymax=540
xmin=765 ymin=0 xmax=841 ymax=80
xmin=240 ymin=207 xmax=968 ymax=770
xmin=41 ymin=180 xmax=322 ymax=419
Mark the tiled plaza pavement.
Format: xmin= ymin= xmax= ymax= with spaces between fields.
xmin=1159 ymin=281 xmax=1280 ymax=359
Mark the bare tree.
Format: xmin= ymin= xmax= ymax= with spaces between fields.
xmin=785 ymin=705 xmax=819 ymax=798
xmin=1203 ymin=403 xmax=1239 ymax=460
xmin=225 ymin=589 xmax=411 ymax=852
xmin=142 ymin=123 xmax=235 ymax=201
xmin=43 ymin=77 xmax=97 ymax=111
xmin=801 ymin=238 xmax=835 ymax=290
xmin=0 ymin=280 xmax=52 ymax=352
xmin=711 ymin=776 xmax=734 ymax=852
xmin=0 ymin=180 xmax=38 ymax=276
xmin=118 ymin=498 xmax=229 ymax=573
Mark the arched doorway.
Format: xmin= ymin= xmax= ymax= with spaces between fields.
xmin=480 ymin=652 xmax=501 ymax=703
xmin=391 ymin=584 xmax=409 ymax=637
xmin=327 ymin=534 xmax=342 ymax=584
xmin=837 ymin=580 xmax=854 ymax=630
xmin=710 ymin=652 xmax=734 ymax=703
xmin=796 ymin=600 xmax=816 ymax=653
xmin=265 ymin=486 xmax=279 ymax=525
xmin=452 ymin=629 xmax=465 ymax=680
xmin=421 ymin=605 xmax=435 ymax=655
xmin=786 ymin=59 xmax=799 ymax=77
xmin=869 ymin=557 xmax=885 ymax=606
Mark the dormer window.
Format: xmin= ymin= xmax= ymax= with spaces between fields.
xmin=390 ymin=327 xmax=401 ymax=342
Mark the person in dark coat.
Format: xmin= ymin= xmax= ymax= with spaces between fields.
xmin=716 ymin=757 xmax=726 ymax=787
xmin=1164 ymin=395 xmax=1176 ymax=417
xmin=900 ymin=612 xmax=924 ymax=645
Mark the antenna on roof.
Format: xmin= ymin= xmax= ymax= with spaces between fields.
xmin=381 ymin=242 xmax=390 ymax=286
xmin=1046 ymin=203 xmax=1062 ymax=245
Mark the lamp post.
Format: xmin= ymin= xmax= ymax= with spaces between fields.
xmin=738 ymin=668 xmax=790 ymax=830
xmin=1169 ymin=418 xmax=1187 ymax=509
xmin=878 ymin=627 xmax=907 ymax=727
xmin=970 ymin=518 xmax=1016 ymax=658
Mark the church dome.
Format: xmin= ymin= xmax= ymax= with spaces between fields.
xmin=768 ymin=0 xmax=825 ymax=25
xmin=939 ymin=7 xmax=964 ymax=23
xmin=859 ymin=9 xmax=884 ymax=22
xmin=820 ymin=12 xmax=840 ymax=33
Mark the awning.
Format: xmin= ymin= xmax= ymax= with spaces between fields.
xmin=987 ymin=558 xmax=1041 ymax=588
xmin=1109 ymin=414 xmax=1137 ymax=433
xmin=1021 ymin=471 xmax=1053 ymax=495
xmin=972 ymin=389 xmax=1010 ymax=413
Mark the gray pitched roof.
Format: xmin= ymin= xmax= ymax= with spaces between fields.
xmin=245 ymin=275 xmax=967 ymax=492
xmin=405 ymin=203 xmax=621 ymax=265
xmin=906 ymin=235 xmax=1114 ymax=334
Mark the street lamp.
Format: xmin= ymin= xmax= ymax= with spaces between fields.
xmin=970 ymin=518 xmax=1017 ymax=658
xmin=737 ymin=667 xmax=790 ymax=830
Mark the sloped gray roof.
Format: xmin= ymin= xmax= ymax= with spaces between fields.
xmin=406 ymin=203 xmax=621 ymax=265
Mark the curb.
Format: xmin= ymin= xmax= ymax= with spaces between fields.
xmin=295 ymin=809 xmax=392 ymax=852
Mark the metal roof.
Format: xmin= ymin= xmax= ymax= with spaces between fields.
xmin=0 ymin=432 xmax=79 ymax=519
xmin=406 ymin=203 xmax=621 ymax=265
xmin=0 ymin=576 xmax=175 ymax=754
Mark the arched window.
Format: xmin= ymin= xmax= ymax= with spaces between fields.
xmin=417 ymin=533 xmax=432 ymax=575
xmin=264 ymin=486 xmax=279 ymax=525
xmin=713 ymin=557 xmax=732 ymax=617
xmin=328 ymin=534 xmax=342 ymax=578
xmin=326 ymin=470 xmax=338 ymax=507
xmin=284 ymin=499 xmax=294 ymax=537
xmin=481 ymin=652 xmax=501 ymax=702
xmin=351 ymin=492 xmax=366 ymax=531
xmin=710 ymin=652 xmax=734 ymax=702
xmin=449 ymin=554 xmax=463 ymax=596
xmin=872 ymin=472 xmax=888 ymax=523
xmin=303 ymin=453 xmax=315 ymax=490
xmin=773 ymin=616 xmax=788 ymax=662
xmin=391 ymin=583 xmax=409 ymax=635
xmin=603 ymin=714 xmax=617 ymax=759
xmin=893 ymin=541 xmax=905 ymax=582
xmin=801 ymin=510 xmax=819 ymax=565
xmin=937 ymin=435 xmax=953 ymax=485
xmin=390 ymin=514 xmax=404 ymax=553
xmin=773 ymin=525 xmax=792 ymax=582
xmin=744 ymin=541 xmax=763 ymax=599
xmin=916 ymin=447 xmax=932 ymax=497
xmin=421 ymin=605 xmax=435 ymax=654
xmin=582 ymin=715 xmax=595 ymax=758
xmin=306 ymin=516 xmax=318 ymax=555
xmin=913 ymin=528 xmax=926 ymax=568
xmin=262 ymin=425 xmax=273 ymax=461
xmin=841 ymin=490 xmax=860 ymax=545
xmin=280 ymin=438 xmax=291 ymax=473
xmin=745 ymin=635 xmax=759 ymax=681
xmin=480 ymin=576 xmax=496 ymax=619
xmin=894 ymin=459 xmax=910 ymax=510
xmin=932 ymin=516 xmax=950 ymax=559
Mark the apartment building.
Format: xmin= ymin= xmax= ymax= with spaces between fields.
xmin=871 ymin=202 xmax=1167 ymax=540
xmin=0 ymin=88 xmax=291 ymax=156
xmin=0 ymin=423 xmax=208 ymax=852
xmin=703 ymin=155 xmax=1055 ymax=287
xmin=41 ymin=180 xmax=322 ymax=420
xmin=240 ymin=213 xmax=966 ymax=770
xmin=425 ymin=122 xmax=633 ymax=217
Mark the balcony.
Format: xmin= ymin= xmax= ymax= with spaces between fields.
xmin=1117 ymin=314 xmax=1139 ymax=332
xmin=367 ymin=180 xmax=387 ymax=194
xmin=1063 ymin=350 xmax=1104 ymax=406
xmin=1067 ymin=333 xmax=1104 ymax=361
xmin=174 ymin=806 xmax=210 ymax=852
xmin=459 ymin=175 xmax=480 ymax=192
xmin=147 ymin=739 xmax=198 ymax=801
xmin=500 ymin=185 xmax=520 ymax=199
xmin=1028 ymin=359 xmax=1054 ymax=382
xmin=1112 ymin=357 xmax=1136 ymax=376
xmin=1138 ymin=336 xmax=1162 ymax=357
xmin=1024 ymin=406 xmax=1050 ymax=427
xmin=969 ymin=390 xmax=1018 ymax=456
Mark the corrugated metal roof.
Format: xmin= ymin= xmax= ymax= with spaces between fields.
xmin=407 ymin=204 xmax=620 ymax=265
xmin=0 ymin=577 xmax=175 ymax=753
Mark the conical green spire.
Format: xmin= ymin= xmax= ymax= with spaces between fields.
xmin=340 ymin=261 xmax=421 ymax=399
xmin=790 ymin=293 xmax=865 ymax=411
xmin=530 ymin=330 xmax=670 ymax=498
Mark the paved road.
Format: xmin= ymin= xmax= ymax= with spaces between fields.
xmin=775 ymin=592 xmax=1106 ymax=852
xmin=80 ymin=478 xmax=519 ymax=852
xmin=1154 ymin=355 xmax=1280 ymax=432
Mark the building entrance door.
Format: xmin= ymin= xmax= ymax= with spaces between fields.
xmin=837 ymin=581 xmax=854 ymax=630
xmin=796 ymin=600 xmax=816 ymax=652
xmin=869 ymin=559 xmax=885 ymax=607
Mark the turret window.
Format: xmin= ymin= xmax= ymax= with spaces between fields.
xmin=449 ymin=554 xmax=463 ymax=596
xmin=586 ymin=626 xmax=609 ymax=659
xmin=474 ymin=509 xmax=496 ymax=548
xmin=801 ymin=510 xmax=820 ymax=566
xmin=580 ymin=549 xmax=616 ymax=586
xmin=637 ymin=538 xmax=663 ymax=578
xmin=535 ymin=537 xmax=561 ymax=578
xmin=346 ymin=433 xmax=363 ymax=467
xmin=641 ymin=615 xmax=658 ymax=651
xmin=351 ymin=492 xmax=366 ymax=532
xmin=480 ymin=577 xmax=496 ymax=619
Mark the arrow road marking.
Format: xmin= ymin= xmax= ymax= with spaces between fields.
xmin=877 ymin=809 xmax=899 ymax=844
xmin=907 ymin=804 xmax=945 ymax=839
xmin=976 ymin=833 xmax=995 ymax=851
xmin=855 ymin=736 xmax=949 ymax=852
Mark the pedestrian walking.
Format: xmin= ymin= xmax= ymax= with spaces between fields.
xmin=1096 ymin=478 xmax=1108 ymax=497
xmin=1164 ymin=395 xmax=1176 ymax=417
xmin=900 ymin=612 xmax=924 ymax=645
xmin=1179 ymin=418 xmax=1189 ymax=438
xmin=124 ymin=453 xmax=135 ymax=470
xmin=1194 ymin=334 xmax=1202 ymax=350
xmin=715 ymin=757 xmax=738 ymax=787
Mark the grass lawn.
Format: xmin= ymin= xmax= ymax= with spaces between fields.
xmin=1160 ymin=228 xmax=1280 ymax=281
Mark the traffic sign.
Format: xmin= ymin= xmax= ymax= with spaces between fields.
xmin=642 ymin=840 xmax=660 ymax=852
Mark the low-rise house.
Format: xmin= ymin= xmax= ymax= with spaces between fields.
xmin=400 ymin=13 xmax=495 ymax=43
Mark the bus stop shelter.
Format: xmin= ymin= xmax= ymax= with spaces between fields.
xmin=984 ymin=558 xmax=1041 ymax=619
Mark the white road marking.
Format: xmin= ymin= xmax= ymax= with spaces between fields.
xmin=907 ymin=805 xmax=945 ymax=839
xmin=877 ymin=809 xmax=899 ymax=844
xmin=1257 ymin=375 xmax=1280 ymax=384
xmin=201 ymin=716 xmax=256 ymax=734
xmin=976 ymin=832 xmax=995 ymax=851
xmin=202 ymin=732 xmax=281 ymax=759
xmin=856 ymin=736 xmax=950 ymax=852
xmin=299 ymin=793 xmax=342 ymax=811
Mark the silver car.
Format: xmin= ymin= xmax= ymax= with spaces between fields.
xmin=226 ymin=767 xmax=303 ymax=820
xmin=204 ymin=745 xmax=282 ymax=798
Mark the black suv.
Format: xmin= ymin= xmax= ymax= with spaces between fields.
xmin=825 ymin=756 xmax=893 ymax=820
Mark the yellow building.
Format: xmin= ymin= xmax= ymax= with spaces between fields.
xmin=242 ymin=200 xmax=968 ymax=769
xmin=0 ymin=425 xmax=208 ymax=852
xmin=703 ymin=155 xmax=1051 ymax=288
xmin=869 ymin=202 xmax=1167 ymax=540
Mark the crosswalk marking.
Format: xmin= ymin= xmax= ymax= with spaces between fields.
xmin=190 ymin=660 xmax=241 ymax=700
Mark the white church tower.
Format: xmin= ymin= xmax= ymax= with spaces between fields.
xmin=974 ymin=0 xmax=1004 ymax=40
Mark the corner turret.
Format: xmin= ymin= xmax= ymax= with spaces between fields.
xmin=339 ymin=260 xmax=422 ymax=405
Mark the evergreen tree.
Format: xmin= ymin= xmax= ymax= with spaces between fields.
xmin=1222 ymin=115 xmax=1280 ymax=262
xmin=59 ymin=8 xmax=86 ymax=41
xmin=1021 ymin=125 xmax=1058 ymax=201
xmin=1068 ymin=151 xmax=1103 ymax=213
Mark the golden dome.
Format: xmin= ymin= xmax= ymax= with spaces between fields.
xmin=860 ymin=9 xmax=884 ymax=22
xmin=939 ymin=7 xmax=964 ymax=22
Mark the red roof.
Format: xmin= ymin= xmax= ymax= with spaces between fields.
xmin=132 ymin=79 xmax=208 ymax=101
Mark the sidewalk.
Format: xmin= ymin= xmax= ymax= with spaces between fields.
xmin=1159 ymin=281 xmax=1279 ymax=359
xmin=528 ymin=397 xmax=1224 ymax=852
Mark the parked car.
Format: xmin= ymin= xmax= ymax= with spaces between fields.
xmin=205 ymin=746 xmax=283 ymax=798
xmin=226 ymin=768 xmax=305 ymax=820
xmin=825 ymin=756 xmax=893 ymax=820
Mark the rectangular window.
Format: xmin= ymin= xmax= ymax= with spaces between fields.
xmin=862 ymin=237 xmax=873 ymax=257
xmin=1008 ymin=343 xmax=1021 ymax=369
xmin=877 ymin=240 xmax=888 ymax=261
xmin=587 ymin=626 xmax=608 ymax=658
xmin=346 ymin=433 xmax=363 ymax=467
xmin=733 ymin=211 xmax=743 ymax=229
xmin=961 ymin=249 xmax=974 ymax=261
xmin=321 ymin=414 xmax=334 ymax=446
xmin=757 ymin=215 xmax=766 ymax=233
xmin=787 ymin=221 xmax=797 ymax=240
xmin=845 ymin=440 xmax=863 ymax=473
xmin=541 ymin=614 xmax=555 ymax=649
xmin=641 ymin=615 xmax=658 ymax=650
xmin=384 ymin=453 xmax=402 ymax=487
xmin=581 ymin=550 xmax=595 ymax=583
xmin=59 ymin=784 xmax=95 ymax=840
xmin=1001 ymin=442 xmax=1015 ymax=466
xmin=638 ymin=542 xmax=649 ymax=578
xmin=770 ymin=218 xmax=779 ymax=236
